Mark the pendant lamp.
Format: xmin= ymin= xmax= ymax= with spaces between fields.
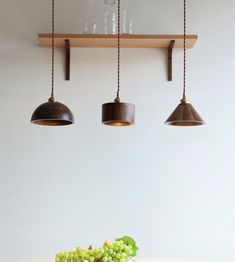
xmin=31 ymin=0 xmax=74 ymax=126
xmin=102 ymin=0 xmax=135 ymax=126
xmin=165 ymin=0 xmax=204 ymax=126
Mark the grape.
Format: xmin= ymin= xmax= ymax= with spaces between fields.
xmin=108 ymin=249 xmax=113 ymax=255
xmin=55 ymin=236 xmax=137 ymax=262
xmin=98 ymin=248 xmax=104 ymax=254
xmin=102 ymin=257 xmax=108 ymax=262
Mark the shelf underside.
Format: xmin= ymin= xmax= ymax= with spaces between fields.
xmin=39 ymin=34 xmax=198 ymax=48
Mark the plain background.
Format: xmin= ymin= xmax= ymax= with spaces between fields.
xmin=1 ymin=0 xmax=235 ymax=260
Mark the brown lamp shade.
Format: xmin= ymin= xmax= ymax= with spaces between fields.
xmin=165 ymin=101 xmax=204 ymax=126
xmin=102 ymin=102 xmax=135 ymax=126
xmin=31 ymin=101 xmax=74 ymax=126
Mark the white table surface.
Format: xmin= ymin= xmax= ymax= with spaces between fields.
xmin=0 ymin=259 xmax=233 ymax=262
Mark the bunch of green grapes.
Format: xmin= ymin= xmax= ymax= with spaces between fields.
xmin=55 ymin=236 xmax=138 ymax=262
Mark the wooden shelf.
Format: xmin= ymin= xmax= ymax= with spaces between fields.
xmin=39 ymin=34 xmax=198 ymax=48
xmin=38 ymin=34 xmax=198 ymax=81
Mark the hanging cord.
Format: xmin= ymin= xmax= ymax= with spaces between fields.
xmin=181 ymin=0 xmax=187 ymax=103
xmin=115 ymin=0 xmax=121 ymax=103
xmin=49 ymin=0 xmax=56 ymax=102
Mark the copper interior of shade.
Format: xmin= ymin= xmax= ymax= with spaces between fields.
xmin=31 ymin=101 xmax=74 ymax=126
xmin=31 ymin=119 xmax=73 ymax=126
xmin=103 ymin=121 xmax=133 ymax=126
xmin=102 ymin=102 xmax=135 ymax=126
xmin=165 ymin=101 xmax=204 ymax=126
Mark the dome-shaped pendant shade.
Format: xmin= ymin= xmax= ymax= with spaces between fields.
xmin=31 ymin=100 xmax=74 ymax=126
xmin=165 ymin=101 xmax=204 ymax=126
xmin=102 ymin=102 xmax=135 ymax=126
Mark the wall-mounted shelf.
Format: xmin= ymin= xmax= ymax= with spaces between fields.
xmin=38 ymin=34 xmax=198 ymax=81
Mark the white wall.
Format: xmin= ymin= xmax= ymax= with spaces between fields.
xmin=1 ymin=0 xmax=235 ymax=260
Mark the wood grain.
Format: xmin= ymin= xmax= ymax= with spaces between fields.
xmin=38 ymin=34 xmax=198 ymax=48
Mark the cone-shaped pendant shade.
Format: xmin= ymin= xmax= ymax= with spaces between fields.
xmin=165 ymin=100 xmax=204 ymax=126
xmin=102 ymin=101 xmax=135 ymax=126
xmin=31 ymin=99 xmax=74 ymax=126
xmin=165 ymin=0 xmax=205 ymax=127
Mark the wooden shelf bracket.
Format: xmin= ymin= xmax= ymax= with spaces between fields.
xmin=65 ymin=39 xmax=70 ymax=81
xmin=168 ymin=40 xmax=175 ymax=81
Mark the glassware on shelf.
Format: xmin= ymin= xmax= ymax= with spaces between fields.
xmin=83 ymin=21 xmax=97 ymax=34
xmin=111 ymin=12 xmax=116 ymax=34
xmin=104 ymin=10 xmax=109 ymax=34
xmin=128 ymin=21 xmax=133 ymax=34
xmin=123 ymin=8 xmax=127 ymax=34
xmin=103 ymin=1 xmax=133 ymax=35
xmin=90 ymin=23 xmax=97 ymax=34
xmin=83 ymin=21 xmax=89 ymax=34
xmin=122 ymin=8 xmax=133 ymax=34
xmin=104 ymin=0 xmax=116 ymax=34
xmin=104 ymin=0 xmax=115 ymax=8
